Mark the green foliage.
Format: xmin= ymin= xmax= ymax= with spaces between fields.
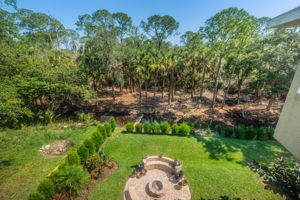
xmin=257 ymin=127 xmax=269 ymax=140
xmin=66 ymin=151 xmax=80 ymax=165
xmin=92 ymin=130 xmax=103 ymax=150
xmin=135 ymin=123 xmax=143 ymax=133
xmin=37 ymin=179 xmax=55 ymax=200
xmin=83 ymin=138 xmax=95 ymax=154
xmin=178 ymin=123 xmax=191 ymax=136
xmin=160 ymin=121 xmax=170 ymax=134
xmin=53 ymin=165 xmax=89 ymax=199
xmin=27 ymin=192 xmax=45 ymax=200
xmin=84 ymin=154 xmax=101 ymax=172
xmin=104 ymin=123 xmax=112 ymax=137
xmin=108 ymin=117 xmax=117 ymax=132
xmin=249 ymin=157 xmax=300 ymax=199
xmin=150 ymin=121 xmax=160 ymax=134
xmin=98 ymin=125 xmax=107 ymax=139
xmin=78 ymin=112 xmax=93 ymax=122
xmin=77 ymin=145 xmax=89 ymax=164
xmin=143 ymin=122 xmax=152 ymax=133
xmin=234 ymin=125 xmax=246 ymax=139
xmin=171 ymin=124 xmax=179 ymax=135
xmin=125 ymin=122 xmax=134 ymax=132
xmin=245 ymin=127 xmax=257 ymax=140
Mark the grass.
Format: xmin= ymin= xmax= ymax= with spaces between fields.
xmin=89 ymin=132 xmax=294 ymax=200
xmin=0 ymin=122 xmax=97 ymax=200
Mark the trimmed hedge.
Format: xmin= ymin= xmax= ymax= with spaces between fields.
xmin=151 ymin=121 xmax=160 ymax=134
xmin=160 ymin=122 xmax=170 ymax=134
xmin=126 ymin=122 xmax=134 ymax=132
xmin=171 ymin=124 xmax=179 ymax=135
xmin=83 ymin=138 xmax=96 ymax=155
xmin=178 ymin=123 xmax=191 ymax=136
xmin=104 ymin=123 xmax=112 ymax=137
xmin=77 ymin=145 xmax=89 ymax=164
xmin=143 ymin=122 xmax=151 ymax=133
xmin=135 ymin=123 xmax=143 ymax=133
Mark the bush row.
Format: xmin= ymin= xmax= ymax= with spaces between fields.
xmin=28 ymin=117 xmax=117 ymax=200
xmin=215 ymin=125 xmax=274 ymax=140
xmin=126 ymin=121 xmax=191 ymax=136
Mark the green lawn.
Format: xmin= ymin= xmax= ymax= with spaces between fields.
xmin=89 ymin=132 xmax=294 ymax=200
xmin=0 ymin=123 xmax=96 ymax=200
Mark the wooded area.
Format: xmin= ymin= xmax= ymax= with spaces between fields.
xmin=1 ymin=0 xmax=300 ymax=128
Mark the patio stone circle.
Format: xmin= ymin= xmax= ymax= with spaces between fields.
xmin=123 ymin=155 xmax=191 ymax=200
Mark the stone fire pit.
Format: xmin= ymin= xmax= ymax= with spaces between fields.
xmin=123 ymin=155 xmax=191 ymax=200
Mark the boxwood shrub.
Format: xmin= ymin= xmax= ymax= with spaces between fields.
xmin=143 ymin=122 xmax=151 ymax=133
xmin=171 ymin=124 xmax=179 ymax=135
xmin=126 ymin=122 xmax=134 ymax=132
xmin=98 ymin=125 xmax=107 ymax=139
xmin=151 ymin=121 xmax=160 ymax=134
xmin=160 ymin=122 xmax=170 ymax=134
xmin=135 ymin=123 xmax=143 ymax=133
xmin=178 ymin=123 xmax=191 ymax=136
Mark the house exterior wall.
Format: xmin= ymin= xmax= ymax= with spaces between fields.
xmin=274 ymin=65 xmax=300 ymax=162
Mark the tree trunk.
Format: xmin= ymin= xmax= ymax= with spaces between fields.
xmin=139 ymin=83 xmax=142 ymax=105
xmin=112 ymin=83 xmax=115 ymax=101
xmin=145 ymin=81 xmax=148 ymax=105
xmin=171 ymin=70 xmax=175 ymax=102
xmin=211 ymin=55 xmax=223 ymax=108
xmin=225 ymin=55 xmax=239 ymax=101
xmin=200 ymin=64 xmax=206 ymax=98
xmin=237 ymin=81 xmax=242 ymax=104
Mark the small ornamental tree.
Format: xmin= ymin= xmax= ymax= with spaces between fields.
xmin=83 ymin=138 xmax=95 ymax=154
xmin=66 ymin=152 xmax=80 ymax=165
xmin=135 ymin=123 xmax=143 ymax=133
xmin=109 ymin=117 xmax=117 ymax=132
xmin=104 ymin=123 xmax=112 ymax=137
xmin=98 ymin=125 xmax=107 ymax=139
xmin=143 ymin=122 xmax=151 ymax=133
xmin=126 ymin=122 xmax=134 ymax=132
xmin=178 ymin=123 xmax=191 ymax=136
xmin=54 ymin=165 xmax=89 ymax=199
xmin=160 ymin=122 xmax=170 ymax=134
xmin=37 ymin=179 xmax=55 ymax=200
xmin=92 ymin=130 xmax=103 ymax=151
xmin=27 ymin=192 xmax=45 ymax=200
xmin=77 ymin=145 xmax=89 ymax=164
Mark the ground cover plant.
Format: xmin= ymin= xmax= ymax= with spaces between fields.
xmin=89 ymin=132 xmax=295 ymax=200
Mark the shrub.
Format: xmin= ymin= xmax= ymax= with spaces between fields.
xmin=66 ymin=151 xmax=80 ymax=165
xmin=178 ymin=123 xmax=191 ymax=136
xmin=267 ymin=127 xmax=275 ymax=139
xmin=108 ymin=117 xmax=117 ymax=132
xmin=160 ymin=122 xmax=170 ymax=134
xmin=83 ymin=138 xmax=95 ymax=154
xmin=171 ymin=124 xmax=179 ymax=135
xmin=98 ymin=125 xmax=107 ymax=139
xmin=135 ymin=123 xmax=143 ymax=133
xmin=53 ymin=165 xmax=89 ymax=199
xmin=126 ymin=122 xmax=134 ymax=132
xmin=92 ymin=130 xmax=103 ymax=150
xmin=104 ymin=123 xmax=112 ymax=137
xmin=77 ymin=112 xmax=93 ymax=122
xmin=245 ymin=127 xmax=257 ymax=140
xmin=27 ymin=192 xmax=45 ymax=200
xmin=257 ymin=127 xmax=269 ymax=140
xmin=143 ymin=122 xmax=151 ymax=133
xmin=84 ymin=154 xmax=101 ymax=172
xmin=235 ymin=125 xmax=246 ymax=139
xmin=150 ymin=121 xmax=160 ymax=134
xmin=77 ymin=145 xmax=89 ymax=164
xmin=37 ymin=179 xmax=55 ymax=200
